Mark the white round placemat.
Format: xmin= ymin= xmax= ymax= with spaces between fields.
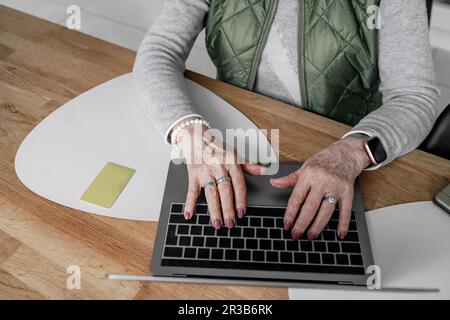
xmin=15 ymin=73 xmax=274 ymax=221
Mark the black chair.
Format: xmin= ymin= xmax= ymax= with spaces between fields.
xmin=420 ymin=104 xmax=450 ymax=160
xmin=418 ymin=0 xmax=450 ymax=160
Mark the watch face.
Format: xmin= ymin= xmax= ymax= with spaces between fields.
xmin=367 ymin=137 xmax=387 ymax=163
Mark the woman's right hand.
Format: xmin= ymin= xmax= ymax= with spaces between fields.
xmin=174 ymin=121 xmax=265 ymax=229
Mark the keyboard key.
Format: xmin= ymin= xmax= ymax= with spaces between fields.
xmin=239 ymin=250 xmax=251 ymax=261
xmin=336 ymin=254 xmax=349 ymax=265
xmin=232 ymin=238 xmax=245 ymax=249
xmin=219 ymin=238 xmax=231 ymax=248
xmin=344 ymin=232 xmax=359 ymax=242
xmin=211 ymin=249 xmax=223 ymax=259
xmin=282 ymin=229 xmax=292 ymax=240
xmin=196 ymin=204 xmax=207 ymax=214
xmin=349 ymin=221 xmax=357 ymax=231
xmin=198 ymin=248 xmax=210 ymax=259
xmin=192 ymin=237 xmax=204 ymax=247
xmin=269 ymin=229 xmax=282 ymax=239
xmin=252 ymin=251 xmax=265 ymax=261
xmin=246 ymin=239 xmax=258 ymax=249
xmin=267 ymin=251 xmax=279 ymax=262
xmin=256 ymin=228 xmax=268 ymax=238
xmin=250 ymin=217 xmax=261 ymax=227
xmin=308 ymin=253 xmax=321 ymax=264
xmin=184 ymin=247 xmax=196 ymax=258
xmin=328 ymin=220 xmax=338 ymax=230
xmin=313 ymin=242 xmax=327 ymax=252
xmin=171 ymin=204 xmax=183 ymax=213
xmin=286 ymin=241 xmax=299 ymax=251
xmin=327 ymin=242 xmax=340 ymax=253
xmin=177 ymin=225 xmax=189 ymax=235
xmin=246 ymin=206 xmax=285 ymax=217
xmin=198 ymin=215 xmax=210 ymax=225
xmin=350 ymin=254 xmax=363 ymax=266
xmin=190 ymin=226 xmax=202 ymax=235
xmin=322 ymin=230 xmax=335 ymax=241
xmin=280 ymin=252 xmax=293 ymax=263
xmin=225 ymin=249 xmax=237 ymax=260
xmin=236 ymin=218 xmax=248 ymax=227
xmin=273 ymin=240 xmax=285 ymax=251
xmin=300 ymin=241 xmax=312 ymax=252
xmin=169 ymin=214 xmax=186 ymax=224
xmin=294 ymin=252 xmax=307 ymax=263
xmin=275 ymin=218 xmax=284 ymax=228
xmin=243 ymin=228 xmax=255 ymax=237
xmin=341 ymin=243 xmax=361 ymax=253
xmin=179 ymin=236 xmax=191 ymax=246
xmin=205 ymin=237 xmax=218 ymax=247
xmin=217 ymin=228 xmax=228 ymax=236
xmin=259 ymin=239 xmax=272 ymax=250
xmin=164 ymin=247 xmax=182 ymax=257
xmin=162 ymin=258 xmax=365 ymax=275
xmin=230 ymin=227 xmax=242 ymax=237
xmin=263 ymin=218 xmax=274 ymax=228
xmin=322 ymin=253 xmax=335 ymax=265
xmin=166 ymin=225 xmax=178 ymax=245
xmin=203 ymin=226 xmax=215 ymax=236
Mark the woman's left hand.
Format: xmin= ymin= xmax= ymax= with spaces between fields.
xmin=270 ymin=136 xmax=372 ymax=240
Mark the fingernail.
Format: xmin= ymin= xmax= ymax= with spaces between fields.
xmin=237 ymin=208 xmax=245 ymax=219
xmin=307 ymin=231 xmax=316 ymax=240
xmin=213 ymin=220 xmax=221 ymax=229
xmin=292 ymin=229 xmax=301 ymax=240
xmin=338 ymin=231 xmax=346 ymax=240
xmin=184 ymin=211 xmax=191 ymax=220
xmin=284 ymin=222 xmax=292 ymax=231
xmin=225 ymin=219 xmax=234 ymax=229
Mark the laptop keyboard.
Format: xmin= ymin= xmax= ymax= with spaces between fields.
xmin=162 ymin=203 xmax=365 ymax=275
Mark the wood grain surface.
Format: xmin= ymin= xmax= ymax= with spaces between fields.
xmin=0 ymin=6 xmax=449 ymax=299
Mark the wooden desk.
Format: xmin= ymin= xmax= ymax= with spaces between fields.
xmin=0 ymin=6 xmax=449 ymax=299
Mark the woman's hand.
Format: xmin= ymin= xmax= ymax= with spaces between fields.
xmin=270 ymin=137 xmax=371 ymax=240
xmin=175 ymin=121 xmax=265 ymax=229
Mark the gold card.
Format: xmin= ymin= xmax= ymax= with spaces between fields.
xmin=80 ymin=162 xmax=135 ymax=208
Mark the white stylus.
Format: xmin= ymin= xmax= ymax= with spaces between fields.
xmin=106 ymin=273 xmax=439 ymax=293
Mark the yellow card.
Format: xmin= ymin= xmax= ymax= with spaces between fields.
xmin=80 ymin=162 xmax=136 ymax=208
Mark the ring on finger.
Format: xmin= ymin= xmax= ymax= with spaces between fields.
xmin=215 ymin=175 xmax=231 ymax=185
xmin=323 ymin=195 xmax=338 ymax=205
xmin=202 ymin=181 xmax=217 ymax=189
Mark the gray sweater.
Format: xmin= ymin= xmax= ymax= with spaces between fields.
xmin=134 ymin=0 xmax=440 ymax=167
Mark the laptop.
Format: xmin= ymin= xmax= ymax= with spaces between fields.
xmin=151 ymin=161 xmax=375 ymax=287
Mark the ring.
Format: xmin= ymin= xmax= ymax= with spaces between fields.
xmin=202 ymin=181 xmax=216 ymax=189
xmin=215 ymin=176 xmax=231 ymax=184
xmin=324 ymin=195 xmax=338 ymax=205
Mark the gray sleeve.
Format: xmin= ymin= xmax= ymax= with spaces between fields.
xmin=133 ymin=0 xmax=210 ymax=138
xmin=348 ymin=0 xmax=441 ymax=165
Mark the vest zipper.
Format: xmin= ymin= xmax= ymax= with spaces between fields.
xmin=247 ymin=0 xmax=278 ymax=90
xmin=298 ymin=0 xmax=308 ymax=109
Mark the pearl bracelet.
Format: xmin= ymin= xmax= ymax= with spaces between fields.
xmin=170 ymin=118 xmax=211 ymax=146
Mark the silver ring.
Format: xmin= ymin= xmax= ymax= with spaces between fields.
xmin=215 ymin=176 xmax=231 ymax=185
xmin=324 ymin=195 xmax=338 ymax=205
xmin=202 ymin=181 xmax=216 ymax=189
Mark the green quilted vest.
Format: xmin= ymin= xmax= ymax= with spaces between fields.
xmin=205 ymin=0 xmax=382 ymax=126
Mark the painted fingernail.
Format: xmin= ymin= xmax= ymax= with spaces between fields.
xmin=225 ymin=219 xmax=234 ymax=229
xmin=213 ymin=220 xmax=221 ymax=229
xmin=237 ymin=208 xmax=245 ymax=219
xmin=338 ymin=231 xmax=346 ymax=240
xmin=307 ymin=231 xmax=316 ymax=240
xmin=184 ymin=212 xmax=191 ymax=220
xmin=284 ymin=222 xmax=292 ymax=231
xmin=292 ymin=229 xmax=301 ymax=239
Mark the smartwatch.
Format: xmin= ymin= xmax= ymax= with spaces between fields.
xmin=363 ymin=137 xmax=387 ymax=167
